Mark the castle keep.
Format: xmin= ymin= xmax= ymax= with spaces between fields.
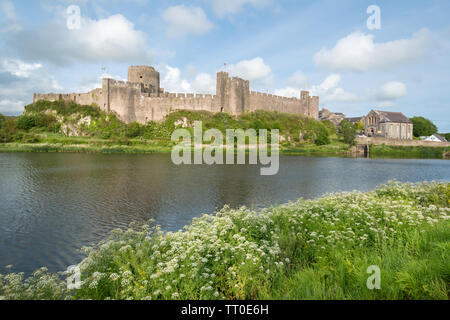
xmin=34 ymin=66 xmax=319 ymax=123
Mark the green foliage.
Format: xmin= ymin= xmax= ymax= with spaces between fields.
xmin=125 ymin=122 xmax=142 ymax=138
xmin=16 ymin=114 xmax=58 ymax=131
xmin=4 ymin=103 xmax=331 ymax=147
xmin=0 ymin=116 xmax=19 ymax=143
xmin=26 ymin=100 xmax=101 ymax=118
xmin=0 ymin=114 xmax=5 ymax=129
xmin=370 ymin=145 xmax=448 ymax=159
xmin=338 ymin=120 xmax=357 ymax=145
xmin=321 ymin=120 xmax=336 ymax=135
xmin=356 ymin=119 xmax=365 ymax=132
xmin=410 ymin=117 xmax=437 ymax=137
xmin=0 ymin=182 xmax=448 ymax=300
xmin=442 ymin=133 xmax=450 ymax=141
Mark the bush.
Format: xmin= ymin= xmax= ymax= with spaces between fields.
xmin=126 ymin=122 xmax=142 ymax=138
xmin=338 ymin=120 xmax=357 ymax=145
xmin=321 ymin=120 xmax=336 ymax=135
xmin=26 ymin=100 xmax=101 ymax=118
xmin=303 ymin=121 xmax=330 ymax=145
xmin=0 ymin=114 xmax=5 ymax=129
xmin=410 ymin=117 xmax=437 ymax=137
xmin=16 ymin=114 xmax=58 ymax=131
xmin=315 ymin=128 xmax=330 ymax=145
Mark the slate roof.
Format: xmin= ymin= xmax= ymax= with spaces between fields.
xmin=373 ymin=110 xmax=412 ymax=124
xmin=433 ymin=134 xmax=447 ymax=142
xmin=346 ymin=117 xmax=363 ymax=123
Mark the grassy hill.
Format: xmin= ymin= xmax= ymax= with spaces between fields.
xmin=0 ymin=100 xmax=348 ymax=154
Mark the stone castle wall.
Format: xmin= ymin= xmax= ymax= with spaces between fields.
xmin=34 ymin=66 xmax=319 ymax=124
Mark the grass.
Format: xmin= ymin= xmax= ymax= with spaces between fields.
xmin=2 ymin=101 xmax=448 ymax=159
xmin=0 ymin=181 xmax=448 ymax=300
xmin=370 ymin=144 xmax=449 ymax=159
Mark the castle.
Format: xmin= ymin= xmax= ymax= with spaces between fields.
xmin=34 ymin=66 xmax=319 ymax=123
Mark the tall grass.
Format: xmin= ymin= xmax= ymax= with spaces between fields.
xmin=0 ymin=181 xmax=448 ymax=300
xmin=370 ymin=144 xmax=448 ymax=159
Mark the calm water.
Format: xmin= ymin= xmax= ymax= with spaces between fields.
xmin=0 ymin=153 xmax=449 ymax=274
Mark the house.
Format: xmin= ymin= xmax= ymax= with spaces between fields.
xmin=364 ymin=110 xmax=413 ymax=140
xmin=320 ymin=109 xmax=346 ymax=126
xmin=420 ymin=134 xmax=447 ymax=142
xmin=345 ymin=116 xmax=364 ymax=124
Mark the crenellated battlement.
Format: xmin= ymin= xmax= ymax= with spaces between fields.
xmin=34 ymin=65 xmax=319 ymax=123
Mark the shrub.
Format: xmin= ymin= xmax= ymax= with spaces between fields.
xmin=126 ymin=122 xmax=142 ymax=138
xmin=0 ymin=114 xmax=5 ymax=129
xmin=338 ymin=120 xmax=357 ymax=145
xmin=410 ymin=117 xmax=437 ymax=137
xmin=321 ymin=120 xmax=336 ymax=135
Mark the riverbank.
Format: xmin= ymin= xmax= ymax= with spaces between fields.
xmin=0 ymin=181 xmax=448 ymax=300
xmin=0 ymin=140 xmax=448 ymax=159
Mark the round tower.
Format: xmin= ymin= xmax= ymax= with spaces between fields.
xmin=128 ymin=65 xmax=160 ymax=94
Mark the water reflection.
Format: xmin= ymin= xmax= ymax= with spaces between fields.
xmin=0 ymin=153 xmax=448 ymax=274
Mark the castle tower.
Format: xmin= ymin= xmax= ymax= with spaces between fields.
xmin=309 ymin=96 xmax=319 ymax=120
xmin=216 ymin=72 xmax=249 ymax=115
xmin=216 ymin=72 xmax=229 ymax=112
xmin=128 ymin=65 xmax=160 ymax=95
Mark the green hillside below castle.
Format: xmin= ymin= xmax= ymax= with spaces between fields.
xmin=0 ymin=100 xmax=448 ymax=158
xmin=0 ymin=100 xmax=346 ymax=154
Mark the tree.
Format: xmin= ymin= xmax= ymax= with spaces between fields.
xmin=443 ymin=133 xmax=450 ymax=141
xmin=410 ymin=117 xmax=437 ymax=137
xmin=0 ymin=114 xmax=5 ymax=129
xmin=338 ymin=120 xmax=357 ymax=145
xmin=321 ymin=120 xmax=336 ymax=135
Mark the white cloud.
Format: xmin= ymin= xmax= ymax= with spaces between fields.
xmin=160 ymin=66 xmax=216 ymax=94
xmin=309 ymin=74 xmax=359 ymax=103
xmin=375 ymin=101 xmax=396 ymax=109
xmin=224 ymin=57 xmax=273 ymax=86
xmin=0 ymin=0 xmax=21 ymax=32
xmin=192 ymin=73 xmax=216 ymax=94
xmin=274 ymin=87 xmax=299 ymax=98
xmin=73 ymin=72 xmax=126 ymax=93
xmin=2 ymin=59 xmax=42 ymax=77
xmin=209 ymin=0 xmax=272 ymax=17
xmin=0 ymin=58 xmax=62 ymax=114
xmin=162 ymin=5 xmax=213 ymax=38
xmin=288 ymin=70 xmax=308 ymax=87
xmin=375 ymin=81 xmax=407 ymax=100
xmin=274 ymin=73 xmax=358 ymax=103
xmin=8 ymin=14 xmax=154 ymax=65
xmin=160 ymin=66 xmax=192 ymax=93
xmin=314 ymin=29 xmax=432 ymax=72
xmin=0 ymin=99 xmax=25 ymax=114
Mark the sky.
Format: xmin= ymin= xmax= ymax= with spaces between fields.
xmin=0 ymin=0 xmax=449 ymax=131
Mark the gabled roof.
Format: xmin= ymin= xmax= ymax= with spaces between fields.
xmin=346 ymin=117 xmax=363 ymax=123
xmin=371 ymin=110 xmax=412 ymax=123
xmin=433 ymin=134 xmax=447 ymax=142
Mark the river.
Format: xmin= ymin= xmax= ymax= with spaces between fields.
xmin=0 ymin=153 xmax=448 ymax=274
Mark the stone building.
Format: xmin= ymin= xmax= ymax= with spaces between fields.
xmin=34 ymin=65 xmax=319 ymax=124
xmin=319 ymin=108 xmax=346 ymax=126
xmin=364 ymin=110 xmax=413 ymax=140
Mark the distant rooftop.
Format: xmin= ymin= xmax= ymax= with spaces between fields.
xmin=373 ymin=110 xmax=412 ymax=124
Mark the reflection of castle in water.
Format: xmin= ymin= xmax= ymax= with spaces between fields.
xmin=34 ymin=65 xmax=319 ymax=124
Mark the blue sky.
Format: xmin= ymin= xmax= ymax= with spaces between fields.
xmin=1 ymin=0 xmax=449 ymax=131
